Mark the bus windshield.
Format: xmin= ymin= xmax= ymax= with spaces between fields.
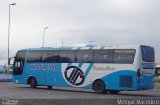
xmin=141 ymin=46 xmax=155 ymax=62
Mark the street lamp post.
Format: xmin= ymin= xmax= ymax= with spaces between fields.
xmin=43 ymin=27 xmax=48 ymax=47
xmin=7 ymin=3 xmax=16 ymax=78
xmin=8 ymin=3 xmax=16 ymax=64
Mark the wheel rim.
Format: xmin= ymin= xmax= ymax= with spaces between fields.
xmin=94 ymin=82 xmax=105 ymax=93
xmin=97 ymin=84 xmax=102 ymax=90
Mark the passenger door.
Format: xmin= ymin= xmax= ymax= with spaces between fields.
xmin=13 ymin=59 xmax=24 ymax=75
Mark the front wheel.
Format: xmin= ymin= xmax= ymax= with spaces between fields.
xmin=93 ymin=80 xmax=106 ymax=94
xmin=30 ymin=77 xmax=37 ymax=88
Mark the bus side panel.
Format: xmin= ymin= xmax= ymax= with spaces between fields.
xmin=24 ymin=63 xmax=70 ymax=87
xmin=26 ymin=63 xmax=46 ymax=85
xmin=13 ymin=75 xmax=28 ymax=84
xmin=59 ymin=63 xmax=94 ymax=88
xmin=83 ymin=70 xmax=137 ymax=90
xmin=82 ymin=63 xmax=137 ymax=90
xmin=13 ymin=65 xmax=28 ymax=84
xmin=101 ymin=70 xmax=137 ymax=90
xmin=45 ymin=63 xmax=70 ymax=87
xmin=59 ymin=63 xmax=138 ymax=90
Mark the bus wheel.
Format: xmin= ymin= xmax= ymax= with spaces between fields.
xmin=93 ymin=80 xmax=106 ymax=94
xmin=109 ymin=90 xmax=120 ymax=94
xmin=30 ymin=77 xmax=37 ymax=88
xmin=48 ymin=86 xmax=52 ymax=89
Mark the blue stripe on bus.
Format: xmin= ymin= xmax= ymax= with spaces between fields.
xmin=78 ymin=63 xmax=83 ymax=68
xmin=85 ymin=63 xmax=94 ymax=77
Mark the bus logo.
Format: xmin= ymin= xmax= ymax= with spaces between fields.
xmin=64 ymin=66 xmax=85 ymax=86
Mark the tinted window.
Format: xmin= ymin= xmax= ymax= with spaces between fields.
xmin=155 ymin=68 xmax=160 ymax=76
xmin=27 ymin=51 xmax=42 ymax=62
xmin=114 ymin=49 xmax=135 ymax=64
xmin=141 ymin=46 xmax=155 ymax=62
xmin=13 ymin=60 xmax=24 ymax=75
xmin=94 ymin=50 xmax=113 ymax=63
xmin=42 ymin=50 xmax=58 ymax=62
xmin=59 ymin=51 xmax=75 ymax=63
xmin=16 ymin=50 xmax=27 ymax=60
xmin=76 ymin=50 xmax=93 ymax=63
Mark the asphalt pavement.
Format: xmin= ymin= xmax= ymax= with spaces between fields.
xmin=0 ymin=82 xmax=160 ymax=105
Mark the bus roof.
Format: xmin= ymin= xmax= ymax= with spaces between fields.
xmin=18 ymin=45 xmax=144 ymax=51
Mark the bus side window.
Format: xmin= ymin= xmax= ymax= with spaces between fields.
xmin=27 ymin=50 xmax=42 ymax=62
xmin=76 ymin=50 xmax=93 ymax=63
xmin=114 ymin=49 xmax=135 ymax=64
xmin=94 ymin=50 xmax=113 ymax=63
xmin=42 ymin=50 xmax=58 ymax=62
xmin=59 ymin=51 xmax=75 ymax=63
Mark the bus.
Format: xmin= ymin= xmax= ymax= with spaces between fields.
xmin=9 ymin=45 xmax=155 ymax=94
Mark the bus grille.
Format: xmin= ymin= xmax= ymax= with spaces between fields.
xmin=119 ymin=76 xmax=132 ymax=88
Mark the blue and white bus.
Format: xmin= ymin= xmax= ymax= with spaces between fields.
xmin=10 ymin=45 xmax=155 ymax=94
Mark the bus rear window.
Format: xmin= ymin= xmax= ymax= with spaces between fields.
xmin=141 ymin=46 xmax=155 ymax=62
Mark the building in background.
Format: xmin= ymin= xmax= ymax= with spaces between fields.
xmin=0 ymin=63 xmax=12 ymax=80
xmin=155 ymin=63 xmax=160 ymax=81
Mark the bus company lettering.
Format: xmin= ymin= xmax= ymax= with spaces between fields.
xmin=30 ymin=64 xmax=58 ymax=70
xmin=92 ymin=65 xmax=115 ymax=71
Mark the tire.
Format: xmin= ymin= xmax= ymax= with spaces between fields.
xmin=30 ymin=77 xmax=37 ymax=88
xmin=48 ymin=86 xmax=52 ymax=89
xmin=93 ymin=80 xmax=106 ymax=94
xmin=109 ymin=90 xmax=120 ymax=94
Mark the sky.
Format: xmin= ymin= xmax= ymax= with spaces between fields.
xmin=0 ymin=0 xmax=160 ymax=64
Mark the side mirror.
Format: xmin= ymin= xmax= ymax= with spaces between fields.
xmin=9 ymin=57 xmax=15 ymax=65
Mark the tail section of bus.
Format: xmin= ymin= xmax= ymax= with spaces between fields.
xmin=136 ymin=45 xmax=155 ymax=90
